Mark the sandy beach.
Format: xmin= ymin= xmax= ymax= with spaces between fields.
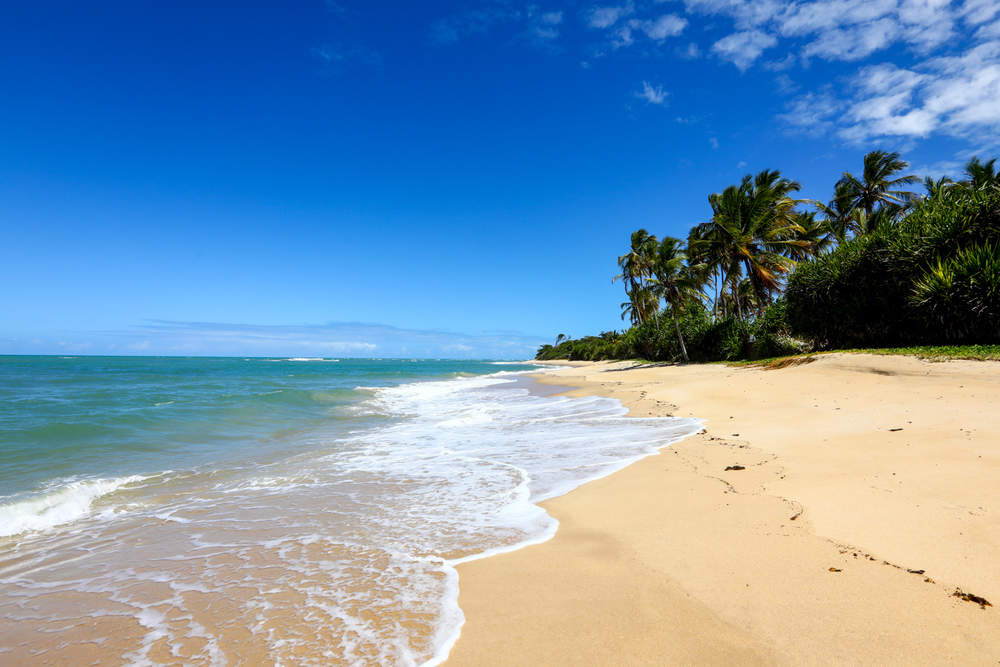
xmin=449 ymin=354 xmax=1000 ymax=665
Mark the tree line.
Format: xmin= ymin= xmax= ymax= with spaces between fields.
xmin=537 ymin=151 xmax=1000 ymax=362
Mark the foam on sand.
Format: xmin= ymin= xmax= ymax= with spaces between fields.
xmin=0 ymin=368 xmax=700 ymax=665
xmin=0 ymin=475 xmax=148 ymax=537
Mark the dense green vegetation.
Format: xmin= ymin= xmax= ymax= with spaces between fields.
xmin=537 ymin=152 xmax=1000 ymax=363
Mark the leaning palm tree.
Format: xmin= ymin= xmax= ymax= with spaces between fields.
xmin=614 ymin=229 xmax=659 ymax=324
xmin=703 ymin=169 xmax=809 ymax=317
xmin=837 ymin=150 xmax=918 ymax=230
xmin=649 ymin=237 xmax=705 ymax=362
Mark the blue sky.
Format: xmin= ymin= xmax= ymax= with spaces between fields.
xmin=2 ymin=0 xmax=998 ymax=358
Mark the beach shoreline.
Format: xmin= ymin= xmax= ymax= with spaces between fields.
xmin=448 ymin=354 xmax=1000 ymax=665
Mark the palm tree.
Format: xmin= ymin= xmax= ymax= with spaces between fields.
xmin=813 ymin=180 xmax=857 ymax=243
xmin=702 ymin=169 xmax=809 ymax=318
xmin=649 ymin=237 xmax=705 ymax=362
xmin=717 ymin=277 xmax=758 ymax=321
xmin=614 ymin=229 xmax=659 ymax=324
xmin=963 ymin=157 xmax=999 ymax=190
xmin=837 ymin=150 xmax=918 ymax=231
xmin=687 ymin=221 xmax=725 ymax=319
xmin=619 ymin=286 xmax=657 ymax=326
xmin=789 ymin=211 xmax=835 ymax=259
xmin=923 ymin=175 xmax=954 ymax=199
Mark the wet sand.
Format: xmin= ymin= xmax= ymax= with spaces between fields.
xmin=449 ymin=354 xmax=1000 ymax=665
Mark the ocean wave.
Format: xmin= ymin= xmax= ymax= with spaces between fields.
xmin=0 ymin=363 xmax=701 ymax=664
xmin=0 ymin=475 xmax=149 ymax=537
xmin=347 ymin=369 xmax=702 ymax=663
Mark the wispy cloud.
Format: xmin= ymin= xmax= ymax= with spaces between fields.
xmin=586 ymin=3 xmax=635 ymax=29
xmin=430 ymin=2 xmax=567 ymax=47
xmin=430 ymin=2 xmax=523 ymax=44
xmin=781 ymin=40 xmax=1000 ymax=145
xmin=636 ymin=80 xmax=669 ymax=104
xmin=3 ymin=321 xmax=548 ymax=359
xmin=311 ymin=43 xmax=382 ymax=70
xmin=711 ymin=29 xmax=777 ymax=70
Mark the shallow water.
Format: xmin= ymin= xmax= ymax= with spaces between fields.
xmin=0 ymin=356 xmax=699 ymax=664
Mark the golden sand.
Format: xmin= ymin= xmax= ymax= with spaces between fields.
xmin=449 ymin=354 xmax=1000 ymax=665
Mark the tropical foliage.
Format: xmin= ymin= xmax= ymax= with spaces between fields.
xmin=538 ymin=151 xmax=1000 ymax=363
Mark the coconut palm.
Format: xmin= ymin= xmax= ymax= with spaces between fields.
xmin=702 ymin=169 xmax=809 ymax=318
xmin=687 ymin=221 xmax=726 ymax=319
xmin=837 ymin=150 xmax=918 ymax=230
xmin=614 ymin=229 xmax=659 ymax=324
xmin=619 ymin=286 xmax=657 ymax=326
xmin=788 ymin=211 xmax=835 ymax=259
xmin=717 ymin=277 xmax=758 ymax=321
xmin=649 ymin=237 xmax=705 ymax=362
xmin=813 ymin=180 xmax=857 ymax=243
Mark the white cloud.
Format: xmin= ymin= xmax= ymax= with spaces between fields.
xmin=686 ymin=0 xmax=977 ymax=68
xmin=587 ymin=4 xmax=634 ymax=28
xmin=611 ymin=24 xmax=635 ymax=47
xmin=585 ymin=4 xmax=688 ymax=51
xmin=709 ymin=137 xmax=720 ymax=149
xmin=777 ymin=90 xmax=841 ymax=136
xmin=681 ymin=42 xmax=701 ymax=58
xmin=634 ymin=14 xmax=688 ymax=40
xmin=781 ymin=40 xmax=1000 ymax=143
xmin=683 ymin=0 xmax=785 ymax=29
xmin=801 ymin=17 xmax=899 ymax=61
xmin=431 ymin=3 xmax=565 ymax=46
xmin=960 ymin=0 xmax=1000 ymax=26
xmin=973 ymin=18 xmax=1000 ymax=39
xmin=712 ymin=30 xmax=777 ymax=70
xmin=776 ymin=0 xmax=898 ymax=36
xmin=636 ymin=81 xmax=669 ymax=104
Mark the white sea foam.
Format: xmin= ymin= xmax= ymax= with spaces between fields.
xmin=344 ymin=371 xmax=701 ymax=664
xmin=0 ymin=368 xmax=700 ymax=665
xmin=0 ymin=475 xmax=148 ymax=537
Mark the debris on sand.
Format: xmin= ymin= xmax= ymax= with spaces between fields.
xmin=953 ymin=589 xmax=992 ymax=609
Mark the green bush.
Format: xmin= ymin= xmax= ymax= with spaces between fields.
xmin=536 ymin=332 xmax=622 ymax=361
xmin=692 ymin=317 xmax=750 ymax=361
xmin=912 ymin=243 xmax=1000 ymax=341
xmin=786 ymin=187 xmax=1000 ymax=347
xmin=749 ymin=299 xmax=810 ymax=358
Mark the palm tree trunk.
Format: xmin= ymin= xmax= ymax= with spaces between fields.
xmin=672 ymin=311 xmax=689 ymax=363
xmin=713 ymin=267 xmax=720 ymax=321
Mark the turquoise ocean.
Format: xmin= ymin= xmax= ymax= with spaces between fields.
xmin=0 ymin=356 xmax=699 ymax=665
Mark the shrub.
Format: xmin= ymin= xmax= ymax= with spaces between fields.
xmin=692 ymin=317 xmax=750 ymax=361
xmin=912 ymin=243 xmax=1000 ymax=341
xmin=786 ymin=187 xmax=1000 ymax=347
